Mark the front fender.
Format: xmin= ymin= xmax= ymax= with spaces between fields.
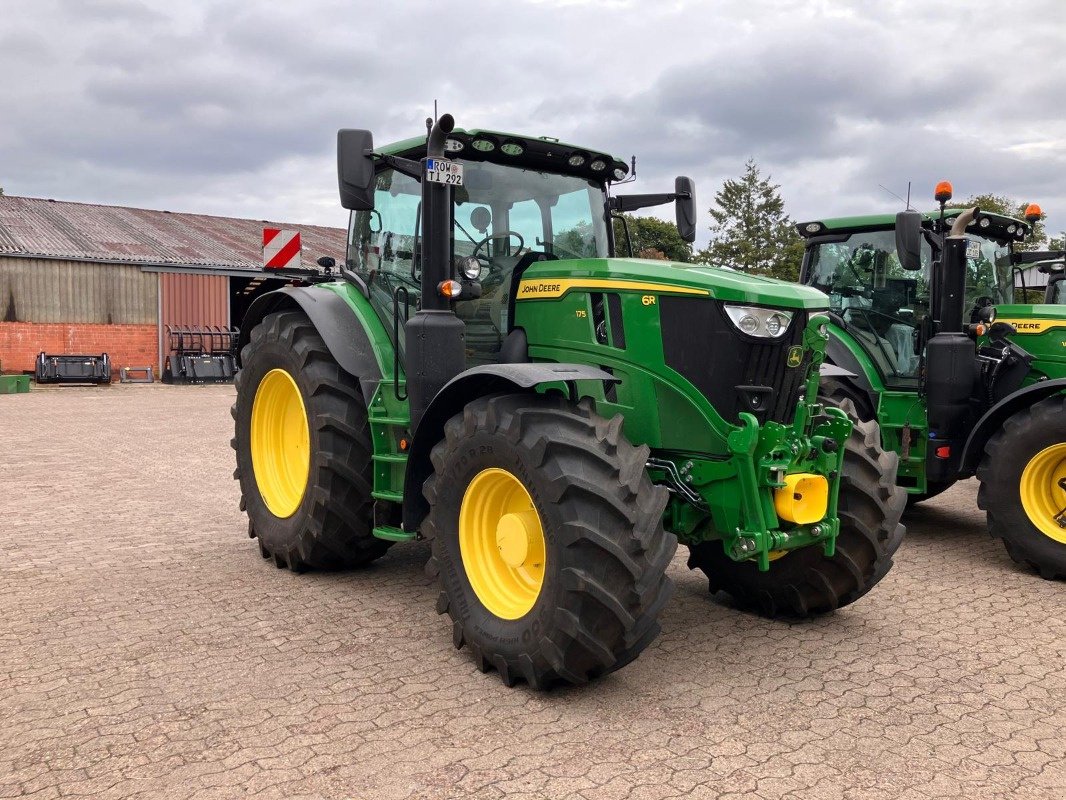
xmin=401 ymin=363 xmax=618 ymax=531
xmin=960 ymin=378 xmax=1066 ymax=475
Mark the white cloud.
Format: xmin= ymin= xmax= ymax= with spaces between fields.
xmin=1 ymin=0 xmax=1063 ymax=245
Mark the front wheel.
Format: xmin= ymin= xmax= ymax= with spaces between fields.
xmin=423 ymin=393 xmax=676 ymax=688
xmin=688 ymin=401 xmax=906 ymax=616
xmin=977 ymin=395 xmax=1066 ymax=580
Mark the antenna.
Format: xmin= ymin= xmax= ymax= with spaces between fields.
xmin=874 ymin=182 xmax=908 ymax=206
xmin=906 ymin=181 xmax=912 ymax=210
xmin=433 ymin=99 xmax=438 ymax=121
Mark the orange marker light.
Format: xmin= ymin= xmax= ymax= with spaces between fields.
xmin=1025 ymin=203 xmax=1043 ymax=222
xmin=934 ymin=181 xmax=953 ymax=203
xmin=437 ymin=280 xmax=463 ymax=298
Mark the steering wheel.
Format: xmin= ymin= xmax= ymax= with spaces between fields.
xmin=472 ymin=231 xmax=525 ymax=261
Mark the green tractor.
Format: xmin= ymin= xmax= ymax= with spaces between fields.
xmin=797 ymin=183 xmax=1066 ymax=578
xmin=231 ymin=113 xmax=905 ymax=688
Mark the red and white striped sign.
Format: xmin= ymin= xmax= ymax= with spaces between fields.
xmin=263 ymin=228 xmax=302 ymax=269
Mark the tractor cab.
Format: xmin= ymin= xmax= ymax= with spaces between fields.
xmin=797 ymin=205 xmax=1031 ymax=389
xmin=344 ymin=127 xmax=695 ymax=368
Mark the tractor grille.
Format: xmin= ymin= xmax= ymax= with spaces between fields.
xmin=659 ymin=297 xmax=809 ymax=425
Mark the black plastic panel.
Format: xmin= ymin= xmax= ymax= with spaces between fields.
xmin=660 ymin=297 xmax=807 ymax=424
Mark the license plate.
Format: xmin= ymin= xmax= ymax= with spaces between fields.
xmin=426 ymin=158 xmax=464 ymax=186
xmin=966 ymin=239 xmax=982 ymax=259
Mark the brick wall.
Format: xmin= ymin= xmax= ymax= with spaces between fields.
xmin=0 ymin=322 xmax=157 ymax=376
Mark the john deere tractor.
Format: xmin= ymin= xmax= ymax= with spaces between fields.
xmin=231 ymin=113 xmax=905 ymax=688
xmin=798 ymin=183 xmax=1066 ymax=579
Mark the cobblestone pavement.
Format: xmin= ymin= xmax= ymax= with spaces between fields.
xmin=1 ymin=384 xmax=1064 ymax=800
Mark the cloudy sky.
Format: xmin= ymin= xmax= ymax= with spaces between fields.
xmin=2 ymin=0 xmax=1064 ymax=246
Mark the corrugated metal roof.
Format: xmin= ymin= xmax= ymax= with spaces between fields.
xmin=0 ymin=195 xmax=347 ymax=271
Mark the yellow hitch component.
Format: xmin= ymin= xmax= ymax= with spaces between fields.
xmin=459 ymin=468 xmax=546 ymax=620
xmin=773 ymin=473 xmax=829 ymax=525
xmin=1019 ymin=443 xmax=1066 ymax=544
xmin=250 ymin=368 xmax=311 ymax=518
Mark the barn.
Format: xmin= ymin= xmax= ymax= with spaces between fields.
xmin=0 ymin=195 xmax=346 ymax=378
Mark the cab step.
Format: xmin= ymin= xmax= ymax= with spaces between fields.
xmin=372 ymin=525 xmax=417 ymax=542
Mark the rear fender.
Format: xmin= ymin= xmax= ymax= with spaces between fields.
xmin=401 ymin=363 xmax=619 ymax=531
xmin=960 ymin=378 xmax=1066 ymax=475
xmin=238 ymin=284 xmax=388 ymax=403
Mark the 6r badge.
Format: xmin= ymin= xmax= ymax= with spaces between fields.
xmin=786 ymin=346 xmax=803 ymax=368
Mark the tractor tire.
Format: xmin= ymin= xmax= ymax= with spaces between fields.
xmin=977 ymin=395 xmax=1066 ymax=580
xmin=232 ymin=310 xmax=389 ymax=571
xmin=820 ymin=376 xmax=875 ymax=421
xmin=820 ymin=376 xmax=949 ymax=507
xmin=423 ymin=393 xmax=676 ymax=689
xmin=687 ymin=400 xmax=906 ymax=617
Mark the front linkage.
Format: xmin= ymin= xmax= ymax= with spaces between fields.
xmin=655 ymin=314 xmax=852 ymax=570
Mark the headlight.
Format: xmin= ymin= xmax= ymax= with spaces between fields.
xmin=457 ymin=256 xmax=482 ymax=281
xmin=724 ymin=305 xmax=794 ymax=338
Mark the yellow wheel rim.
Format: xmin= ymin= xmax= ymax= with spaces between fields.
xmin=1019 ymin=443 xmax=1066 ymax=544
xmin=250 ymin=368 xmax=310 ymax=518
xmin=459 ymin=468 xmax=546 ymax=620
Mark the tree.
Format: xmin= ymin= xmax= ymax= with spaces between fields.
xmin=946 ymin=193 xmax=1047 ymax=250
xmin=697 ymin=159 xmax=802 ymax=281
xmin=611 ymin=214 xmax=693 ymax=262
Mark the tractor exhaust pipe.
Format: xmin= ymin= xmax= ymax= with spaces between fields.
xmin=949 ymin=206 xmax=978 ymax=237
xmin=427 ymin=113 xmax=454 ymax=159
xmin=938 ymin=206 xmax=978 ymax=333
xmin=924 ymin=206 xmax=979 ymax=481
xmin=406 ymin=112 xmax=466 ymax=433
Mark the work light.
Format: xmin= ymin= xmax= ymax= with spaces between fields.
xmin=458 ymin=256 xmax=482 ymax=281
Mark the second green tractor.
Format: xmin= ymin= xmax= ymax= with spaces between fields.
xmin=798 ymin=184 xmax=1066 ymax=578
xmin=231 ymin=114 xmax=905 ymax=689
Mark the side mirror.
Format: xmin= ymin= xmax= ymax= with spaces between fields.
xmin=675 ymin=176 xmax=696 ymax=243
xmin=338 ymin=129 xmax=375 ymax=210
xmin=895 ymin=209 xmax=923 ymax=271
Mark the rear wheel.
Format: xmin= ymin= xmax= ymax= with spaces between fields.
xmin=688 ymin=402 xmax=905 ymax=616
xmin=424 ymin=393 xmax=676 ymax=688
xmin=977 ymin=396 xmax=1066 ymax=580
xmin=232 ymin=310 xmax=389 ymax=570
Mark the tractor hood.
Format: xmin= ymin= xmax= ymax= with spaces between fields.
xmin=520 ymin=257 xmax=830 ymax=311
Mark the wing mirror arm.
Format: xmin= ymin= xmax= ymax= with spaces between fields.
xmin=377 ymin=154 xmax=423 ymax=182
xmin=611 ymin=176 xmax=697 ymax=244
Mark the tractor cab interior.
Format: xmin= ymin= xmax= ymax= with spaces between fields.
xmin=802 ymin=229 xmax=928 ymax=384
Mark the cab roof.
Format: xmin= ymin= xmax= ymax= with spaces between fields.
xmin=377 ymin=127 xmax=630 ymax=185
xmin=796 ymin=208 xmax=1030 ymax=244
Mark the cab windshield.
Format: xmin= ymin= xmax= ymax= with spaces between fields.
xmin=347 ymin=160 xmax=609 ymax=363
xmin=802 ymin=227 xmax=1015 ymax=385
xmin=802 ymin=229 xmax=928 ymax=383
